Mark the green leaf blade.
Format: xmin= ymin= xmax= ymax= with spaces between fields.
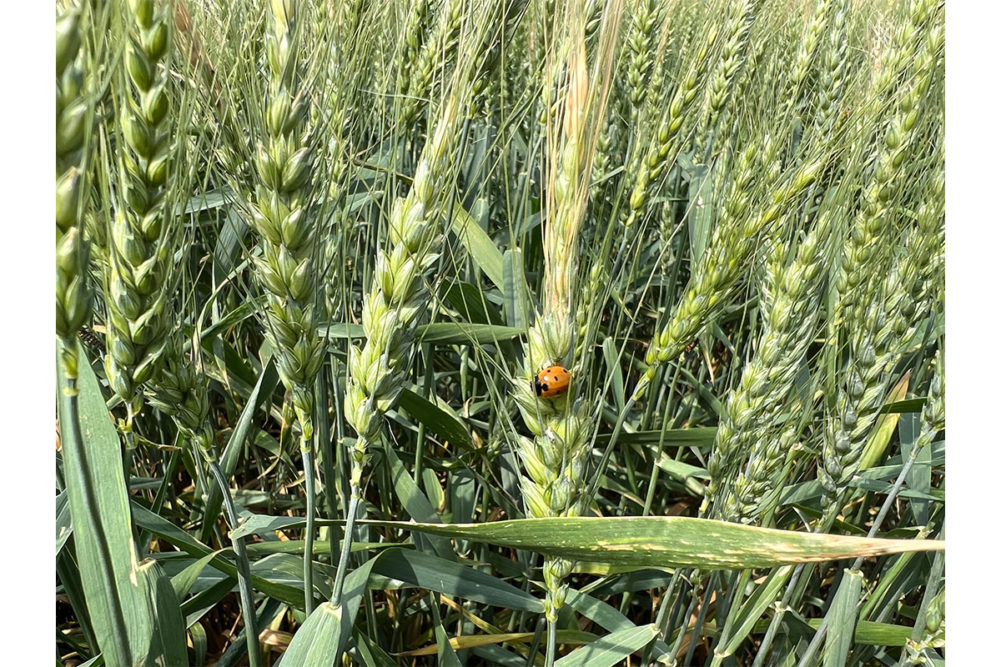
xmin=360 ymin=516 xmax=944 ymax=569
xmin=59 ymin=343 xmax=156 ymax=665
xmin=554 ymin=624 xmax=659 ymax=667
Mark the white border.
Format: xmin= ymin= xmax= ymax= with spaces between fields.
xmin=945 ymin=0 xmax=1000 ymax=664
xmin=2 ymin=2 xmax=53 ymax=665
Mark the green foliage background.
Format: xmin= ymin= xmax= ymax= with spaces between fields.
xmin=55 ymin=0 xmax=944 ymax=664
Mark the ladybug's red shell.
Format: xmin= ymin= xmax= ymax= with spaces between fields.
xmin=533 ymin=365 xmax=571 ymax=398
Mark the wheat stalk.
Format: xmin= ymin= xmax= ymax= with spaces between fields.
xmin=706 ymin=210 xmax=836 ymax=523
xmin=147 ymin=325 xmax=264 ymax=666
xmin=779 ymin=0 xmax=835 ymax=124
xmin=249 ymin=0 xmax=325 ymax=440
xmin=244 ymin=0 xmax=326 ymax=615
xmin=623 ymin=0 xmax=659 ymax=117
xmin=102 ymin=0 xmax=185 ymax=432
xmin=339 ymin=4 xmax=503 ymax=605
xmin=819 ymin=0 xmax=943 ymax=505
xmin=509 ymin=5 xmax=622 ymax=662
xmin=810 ymin=0 xmax=851 ymax=137
xmin=401 ymin=0 xmax=464 ymax=131
xmin=321 ymin=1 xmax=367 ymax=317
xmin=343 ymin=3 xmax=508 ymax=464
xmin=345 ymin=93 xmax=467 ymax=482
xmin=694 ymin=0 xmax=760 ymax=156
xmin=588 ymin=0 xmax=661 ymax=215
xmin=469 ymin=0 xmax=529 ymax=118
xmin=146 ymin=333 xmax=213 ymax=451
xmin=622 ymin=21 xmax=716 ymax=223
xmin=639 ymin=151 xmax=825 ymax=394
xmin=57 ymin=5 xmax=94 ymax=380
xmin=396 ymin=0 xmax=434 ymax=101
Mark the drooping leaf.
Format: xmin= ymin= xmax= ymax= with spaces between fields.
xmin=132 ymin=502 xmax=306 ymax=609
xmin=444 ymin=281 xmax=505 ymax=325
xmin=502 ymin=248 xmax=531 ymax=328
xmin=359 ymin=516 xmax=944 ymax=569
xmin=279 ymin=602 xmax=347 ymax=665
xmin=430 ymin=593 xmax=462 ymax=667
xmin=202 ymin=358 xmax=280 ymax=542
xmin=137 ymin=559 xmax=189 ymax=667
xmin=717 ymin=566 xmax=795 ymax=658
xmin=211 ymin=205 xmax=249 ymax=285
xmin=597 ymin=427 xmax=717 ymax=447
xmin=565 ymin=590 xmax=670 ymax=658
xmin=56 ymin=490 xmax=72 ymax=556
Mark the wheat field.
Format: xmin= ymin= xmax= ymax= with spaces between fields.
xmin=55 ymin=0 xmax=945 ymax=664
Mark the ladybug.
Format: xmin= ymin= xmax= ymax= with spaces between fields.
xmin=533 ymin=365 xmax=571 ymax=398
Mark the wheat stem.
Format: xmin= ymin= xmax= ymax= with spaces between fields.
xmin=56 ymin=5 xmax=94 ymax=379
xmin=245 ymin=0 xmax=326 ymax=615
xmin=103 ymin=0 xmax=184 ymax=433
xmin=819 ymin=0 xmax=943 ymax=504
xmin=340 ymin=1 xmax=499 ymax=604
xmin=207 ymin=459 xmax=262 ymax=667
xmin=331 ymin=487 xmax=360 ymax=606
xmin=511 ymin=9 xmax=623 ymax=658
xmin=705 ymin=210 xmax=835 ymax=522
xmin=638 ymin=152 xmax=825 ymax=397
